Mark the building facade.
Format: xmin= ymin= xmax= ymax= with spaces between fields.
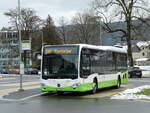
xmin=0 ymin=30 xmax=20 ymax=69
xmin=132 ymin=41 xmax=150 ymax=65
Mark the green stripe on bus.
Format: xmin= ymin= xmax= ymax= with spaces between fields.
xmin=41 ymin=83 xmax=93 ymax=92
xmin=41 ymin=76 xmax=128 ymax=92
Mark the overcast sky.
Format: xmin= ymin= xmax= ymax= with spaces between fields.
xmin=0 ymin=0 xmax=92 ymax=29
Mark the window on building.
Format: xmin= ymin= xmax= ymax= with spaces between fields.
xmin=8 ymin=33 xmax=12 ymax=38
xmin=143 ymin=52 xmax=145 ymax=56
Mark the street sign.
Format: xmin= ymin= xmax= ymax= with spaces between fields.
xmin=21 ymin=40 xmax=31 ymax=50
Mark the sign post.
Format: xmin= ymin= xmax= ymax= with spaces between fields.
xmin=19 ymin=62 xmax=24 ymax=91
xmin=18 ymin=0 xmax=24 ymax=91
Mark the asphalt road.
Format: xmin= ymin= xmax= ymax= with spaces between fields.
xmin=0 ymin=75 xmax=150 ymax=113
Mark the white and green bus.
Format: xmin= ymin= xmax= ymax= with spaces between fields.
xmin=41 ymin=44 xmax=128 ymax=93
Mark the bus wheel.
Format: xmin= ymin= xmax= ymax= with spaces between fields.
xmin=92 ymin=80 xmax=98 ymax=94
xmin=116 ymin=77 xmax=121 ymax=89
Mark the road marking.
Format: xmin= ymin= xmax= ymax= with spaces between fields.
xmin=0 ymin=85 xmax=40 ymax=95
xmin=0 ymin=77 xmax=15 ymax=80
xmin=0 ymin=82 xmax=41 ymax=102
xmin=0 ymin=81 xmax=40 ymax=87
xmin=0 ymin=92 xmax=46 ymax=102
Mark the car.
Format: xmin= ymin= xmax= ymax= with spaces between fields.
xmin=128 ymin=67 xmax=142 ymax=78
xmin=12 ymin=69 xmax=20 ymax=74
xmin=24 ymin=68 xmax=39 ymax=75
xmin=0 ymin=69 xmax=9 ymax=74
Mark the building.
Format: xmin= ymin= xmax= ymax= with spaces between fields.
xmin=0 ymin=30 xmax=20 ymax=69
xmin=132 ymin=41 xmax=150 ymax=65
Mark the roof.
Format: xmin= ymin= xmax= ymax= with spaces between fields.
xmin=136 ymin=58 xmax=150 ymax=61
xmin=136 ymin=41 xmax=150 ymax=48
xmin=44 ymin=44 xmax=127 ymax=54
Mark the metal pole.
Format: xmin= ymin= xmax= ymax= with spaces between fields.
xmin=18 ymin=0 xmax=24 ymax=91
xmin=99 ymin=17 xmax=102 ymax=45
xmin=29 ymin=34 xmax=32 ymax=66
xmin=41 ymin=30 xmax=43 ymax=46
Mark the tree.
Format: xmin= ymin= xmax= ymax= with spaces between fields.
xmin=43 ymin=15 xmax=62 ymax=45
xmin=70 ymin=11 xmax=100 ymax=45
xmin=92 ymin=0 xmax=150 ymax=66
xmin=4 ymin=8 xmax=42 ymax=68
xmin=4 ymin=8 xmax=42 ymax=31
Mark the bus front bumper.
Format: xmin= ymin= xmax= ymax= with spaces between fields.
xmin=41 ymin=83 xmax=93 ymax=92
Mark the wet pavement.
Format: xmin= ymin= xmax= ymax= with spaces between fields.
xmin=0 ymin=95 xmax=150 ymax=113
xmin=0 ymin=75 xmax=150 ymax=113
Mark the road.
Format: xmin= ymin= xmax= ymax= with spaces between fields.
xmin=0 ymin=75 xmax=40 ymax=95
xmin=0 ymin=75 xmax=150 ymax=113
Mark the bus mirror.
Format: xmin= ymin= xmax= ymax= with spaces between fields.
xmin=37 ymin=55 xmax=42 ymax=60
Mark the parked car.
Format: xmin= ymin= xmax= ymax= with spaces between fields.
xmin=128 ymin=67 xmax=142 ymax=78
xmin=0 ymin=69 xmax=10 ymax=74
xmin=30 ymin=68 xmax=38 ymax=74
xmin=24 ymin=68 xmax=39 ymax=75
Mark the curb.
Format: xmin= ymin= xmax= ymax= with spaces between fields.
xmin=0 ymin=92 xmax=45 ymax=102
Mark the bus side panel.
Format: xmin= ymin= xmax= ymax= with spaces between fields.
xmin=121 ymin=71 xmax=128 ymax=84
xmin=98 ymin=74 xmax=118 ymax=88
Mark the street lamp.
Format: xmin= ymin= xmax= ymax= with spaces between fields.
xmin=18 ymin=0 xmax=24 ymax=91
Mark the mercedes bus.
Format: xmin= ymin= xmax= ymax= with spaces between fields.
xmin=41 ymin=44 xmax=128 ymax=93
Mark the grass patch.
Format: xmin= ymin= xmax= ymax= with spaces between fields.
xmin=136 ymin=89 xmax=150 ymax=96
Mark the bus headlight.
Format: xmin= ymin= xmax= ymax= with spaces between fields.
xmin=72 ymin=83 xmax=80 ymax=88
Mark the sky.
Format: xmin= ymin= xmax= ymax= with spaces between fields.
xmin=0 ymin=0 xmax=92 ymax=29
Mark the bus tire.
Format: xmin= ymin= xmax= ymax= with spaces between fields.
xmin=116 ymin=77 xmax=121 ymax=89
xmin=92 ymin=79 xmax=98 ymax=94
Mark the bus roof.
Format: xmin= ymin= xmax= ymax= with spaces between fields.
xmin=44 ymin=44 xmax=127 ymax=54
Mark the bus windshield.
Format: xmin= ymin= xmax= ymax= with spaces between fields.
xmin=42 ymin=46 xmax=79 ymax=79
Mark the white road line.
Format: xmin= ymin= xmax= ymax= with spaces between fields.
xmin=0 ymin=77 xmax=15 ymax=80
xmin=0 ymin=92 xmax=46 ymax=102
xmin=0 ymin=85 xmax=40 ymax=95
xmin=0 ymin=81 xmax=40 ymax=87
xmin=0 ymin=85 xmax=42 ymax=102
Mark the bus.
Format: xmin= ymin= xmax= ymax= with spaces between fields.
xmin=41 ymin=44 xmax=128 ymax=93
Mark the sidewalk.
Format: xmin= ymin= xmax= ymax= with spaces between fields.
xmin=0 ymin=74 xmax=39 ymax=78
xmin=1 ymin=88 xmax=43 ymax=101
xmin=0 ymin=74 xmax=19 ymax=78
xmin=142 ymin=71 xmax=150 ymax=77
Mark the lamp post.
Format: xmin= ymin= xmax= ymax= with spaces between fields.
xmin=18 ymin=0 xmax=24 ymax=91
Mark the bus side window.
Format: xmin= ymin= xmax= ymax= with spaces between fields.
xmin=80 ymin=49 xmax=91 ymax=78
